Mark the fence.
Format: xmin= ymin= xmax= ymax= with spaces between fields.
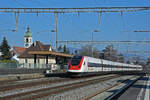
xmin=0 ymin=63 xmax=68 ymax=74
xmin=0 ymin=63 xmax=18 ymax=68
xmin=0 ymin=63 xmax=52 ymax=69
xmin=18 ymin=63 xmax=52 ymax=69
xmin=0 ymin=63 xmax=68 ymax=69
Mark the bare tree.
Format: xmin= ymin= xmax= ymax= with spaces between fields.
xmin=118 ymin=53 xmax=124 ymax=63
xmin=102 ymin=44 xmax=118 ymax=61
xmin=132 ymin=56 xmax=140 ymax=64
xmin=80 ymin=45 xmax=99 ymax=58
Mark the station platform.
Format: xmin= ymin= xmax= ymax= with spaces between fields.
xmin=118 ymin=75 xmax=150 ymax=100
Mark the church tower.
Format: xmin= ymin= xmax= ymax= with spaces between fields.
xmin=24 ymin=26 xmax=33 ymax=48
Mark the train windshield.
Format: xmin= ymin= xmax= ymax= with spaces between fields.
xmin=71 ymin=56 xmax=83 ymax=66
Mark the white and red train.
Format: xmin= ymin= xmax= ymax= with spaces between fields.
xmin=67 ymin=56 xmax=142 ymax=75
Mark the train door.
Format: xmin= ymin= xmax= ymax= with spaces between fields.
xmin=80 ymin=57 xmax=86 ymax=72
xmin=83 ymin=57 xmax=88 ymax=72
xmin=101 ymin=59 xmax=103 ymax=72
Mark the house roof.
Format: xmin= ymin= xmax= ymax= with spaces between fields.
xmin=19 ymin=41 xmax=51 ymax=58
xmin=28 ymin=51 xmax=73 ymax=58
xmin=13 ymin=46 xmax=26 ymax=55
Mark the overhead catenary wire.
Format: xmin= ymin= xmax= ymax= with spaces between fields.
xmin=0 ymin=7 xmax=149 ymax=13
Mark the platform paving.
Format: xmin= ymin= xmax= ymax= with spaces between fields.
xmin=118 ymin=75 xmax=150 ymax=100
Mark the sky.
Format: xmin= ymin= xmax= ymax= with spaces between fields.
xmin=0 ymin=0 xmax=150 ymax=60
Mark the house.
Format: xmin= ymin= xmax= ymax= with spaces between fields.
xmin=18 ymin=41 xmax=55 ymax=64
xmin=12 ymin=26 xmax=55 ymax=66
xmin=12 ymin=46 xmax=26 ymax=61
xmin=0 ymin=51 xmax=2 ymax=59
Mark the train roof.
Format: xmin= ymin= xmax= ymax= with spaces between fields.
xmin=81 ymin=56 xmax=142 ymax=67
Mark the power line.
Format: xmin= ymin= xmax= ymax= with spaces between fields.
xmin=129 ymin=51 xmax=150 ymax=54
xmin=58 ymin=40 xmax=150 ymax=45
xmin=134 ymin=30 xmax=150 ymax=32
xmin=0 ymin=7 xmax=149 ymax=13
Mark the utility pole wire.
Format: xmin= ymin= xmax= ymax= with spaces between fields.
xmin=134 ymin=30 xmax=150 ymax=32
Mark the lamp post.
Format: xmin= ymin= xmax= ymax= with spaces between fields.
xmin=91 ymin=30 xmax=100 ymax=57
xmin=55 ymin=13 xmax=58 ymax=51
xmin=50 ymin=30 xmax=57 ymax=50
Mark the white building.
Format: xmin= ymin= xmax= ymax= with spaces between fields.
xmin=24 ymin=26 xmax=33 ymax=48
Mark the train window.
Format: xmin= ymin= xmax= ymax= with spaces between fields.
xmin=71 ymin=56 xmax=83 ymax=66
xmin=72 ymin=56 xmax=82 ymax=59
xmin=88 ymin=62 xmax=100 ymax=67
xmin=72 ymin=59 xmax=81 ymax=66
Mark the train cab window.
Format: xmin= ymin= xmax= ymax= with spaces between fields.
xmin=83 ymin=62 xmax=85 ymax=65
xmin=71 ymin=56 xmax=83 ymax=66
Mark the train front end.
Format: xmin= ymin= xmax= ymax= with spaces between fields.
xmin=67 ymin=56 xmax=84 ymax=75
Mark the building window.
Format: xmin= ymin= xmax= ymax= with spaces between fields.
xmin=26 ymin=38 xmax=29 ymax=43
xmin=25 ymin=59 xmax=28 ymax=63
xmin=37 ymin=59 xmax=40 ymax=63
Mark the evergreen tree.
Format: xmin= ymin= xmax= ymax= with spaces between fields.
xmin=74 ymin=50 xmax=78 ymax=55
xmin=58 ymin=45 xmax=62 ymax=52
xmin=63 ymin=45 xmax=70 ymax=54
xmin=0 ymin=37 xmax=11 ymax=59
xmin=126 ymin=60 xmax=131 ymax=64
xmin=63 ymin=45 xmax=67 ymax=53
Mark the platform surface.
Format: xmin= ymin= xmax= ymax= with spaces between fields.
xmin=118 ymin=75 xmax=150 ymax=100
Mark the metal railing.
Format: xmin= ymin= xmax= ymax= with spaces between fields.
xmin=18 ymin=63 xmax=51 ymax=69
xmin=0 ymin=63 xmax=68 ymax=70
xmin=0 ymin=63 xmax=68 ymax=74
xmin=0 ymin=63 xmax=52 ymax=69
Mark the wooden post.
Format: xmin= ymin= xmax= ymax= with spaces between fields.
xmin=46 ymin=55 xmax=48 ymax=64
xmin=34 ymin=54 xmax=37 ymax=64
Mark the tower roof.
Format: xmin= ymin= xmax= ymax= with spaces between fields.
xmin=25 ymin=26 xmax=32 ymax=37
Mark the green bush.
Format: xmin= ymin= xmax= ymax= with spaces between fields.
xmin=0 ymin=60 xmax=17 ymax=63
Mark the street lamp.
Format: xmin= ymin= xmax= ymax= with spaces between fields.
xmin=92 ymin=30 xmax=100 ymax=42
xmin=91 ymin=30 xmax=100 ymax=57
xmin=50 ymin=30 xmax=57 ymax=51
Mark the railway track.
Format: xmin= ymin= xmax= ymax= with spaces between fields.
xmin=0 ymin=74 xmax=120 ymax=100
xmin=81 ymin=76 xmax=141 ymax=100
xmin=0 ymin=74 xmax=112 ymax=92
xmin=0 ymin=77 xmax=70 ymax=92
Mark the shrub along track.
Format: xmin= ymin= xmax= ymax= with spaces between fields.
xmin=0 ymin=74 xmax=120 ymax=100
